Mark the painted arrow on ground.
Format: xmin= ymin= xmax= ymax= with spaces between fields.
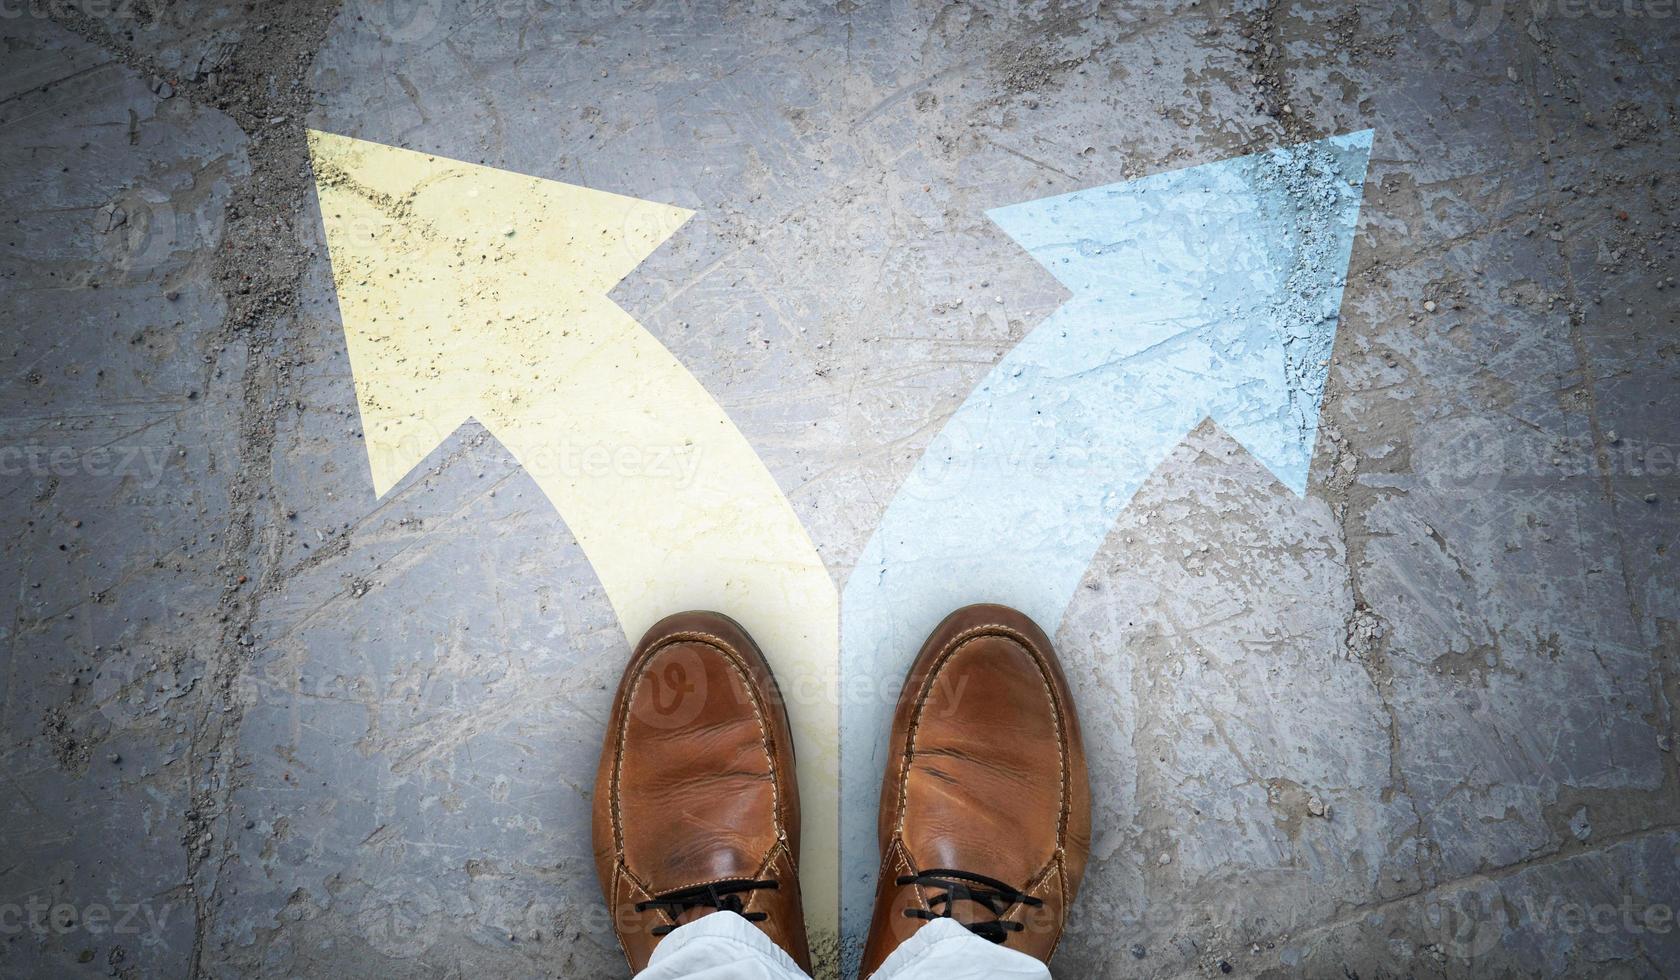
xmin=308 ymin=128 xmax=1373 ymax=974
xmin=305 ymin=131 xmax=842 ymax=949
xmin=837 ymin=130 xmax=1373 ymax=964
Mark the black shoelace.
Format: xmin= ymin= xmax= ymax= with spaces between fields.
xmin=635 ymin=879 xmax=780 ymax=936
xmin=897 ymin=868 xmax=1043 ymax=943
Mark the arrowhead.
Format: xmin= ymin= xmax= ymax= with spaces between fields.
xmin=987 ymin=130 xmax=1372 ymax=495
xmin=306 ymin=130 xmax=692 ymax=496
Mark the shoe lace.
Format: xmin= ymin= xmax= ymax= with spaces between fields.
xmin=896 ymin=868 xmax=1043 ymax=943
xmin=635 ymin=879 xmax=780 ymax=936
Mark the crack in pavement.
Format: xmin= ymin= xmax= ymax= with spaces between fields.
xmin=44 ymin=2 xmax=345 ymax=975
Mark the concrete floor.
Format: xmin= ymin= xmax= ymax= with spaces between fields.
xmin=2 ymin=1 xmax=1678 ymax=978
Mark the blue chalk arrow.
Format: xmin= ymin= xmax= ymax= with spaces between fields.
xmin=837 ymin=131 xmax=1372 ymax=963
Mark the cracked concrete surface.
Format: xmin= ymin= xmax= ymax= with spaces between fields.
xmin=2 ymin=1 xmax=1677 ymax=978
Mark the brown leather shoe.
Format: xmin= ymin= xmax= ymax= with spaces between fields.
xmin=593 ymin=611 xmax=811 ymax=972
xmin=858 ymin=604 xmax=1091 ymax=976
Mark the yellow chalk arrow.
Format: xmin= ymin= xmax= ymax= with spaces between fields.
xmin=307 ymin=131 xmax=841 ymax=961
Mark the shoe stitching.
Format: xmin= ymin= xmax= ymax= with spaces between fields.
xmin=619 ymin=846 xmax=803 ymax=962
xmin=888 ymin=620 xmax=1074 ymax=959
xmin=615 ymin=865 xmax=673 ymax=944
xmin=1007 ymin=860 xmax=1055 ymax=925
xmin=656 ymin=840 xmax=790 ymax=900
xmin=1046 ymin=856 xmax=1069 ymax=960
xmin=747 ymin=844 xmax=789 ymax=921
xmin=609 ymin=628 xmax=782 ymax=880
xmin=893 ymin=623 xmax=1070 ymax=847
xmin=863 ymin=839 xmax=927 ymax=975
xmin=890 ymin=839 xmax=928 ymax=915
xmin=609 ymin=867 xmax=634 ymax=961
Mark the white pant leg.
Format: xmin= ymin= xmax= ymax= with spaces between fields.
xmin=633 ymin=911 xmax=814 ymax=980
xmin=866 ymin=919 xmax=1053 ymax=980
xmin=633 ymin=913 xmax=1052 ymax=980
